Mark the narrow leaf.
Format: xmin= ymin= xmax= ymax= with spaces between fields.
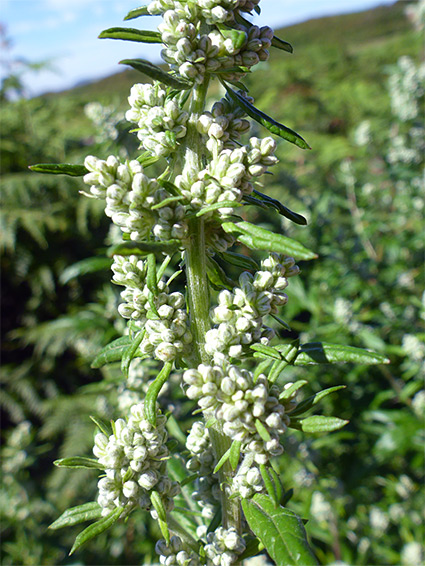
xmin=218 ymin=26 xmax=247 ymax=50
xmin=279 ymin=380 xmax=308 ymax=400
xmin=206 ymin=256 xmax=235 ymax=290
xmin=195 ymin=201 xmax=242 ymax=217
xmin=146 ymin=253 xmax=158 ymax=296
xmin=218 ymin=251 xmax=259 ymax=272
xmin=268 ymin=467 xmax=284 ymax=504
xmin=54 ymin=457 xmax=105 ymax=470
xmin=121 ymin=330 xmax=145 ymax=377
xmin=289 ymin=386 xmax=346 ymax=417
xmin=295 ymin=342 xmax=390 ymax=365
xmin=252 ymin=189 xmax=307 ymax=225
xmin=91 ymin=336 xmax=131 ymax=369
xmin=69 ymin=507 xmax=124 ymax=555
xmin=290 ymin=415 xmax=349 ymax=433
xmin=268 ymin=359 xmax=289 ymax=384
xmin=124 ymin=5 xmax=150 ymax=20
xmin=270 ymin=314 xmax=291 ymax=332
xmin=29 ymin=163 xmax=87 ymax=176
xmin=222 ymin=221 xmax=317 ymax=260
xmin=49 ymin=502 xmax=102 ymax=531
xmin=213 ymin=448 xmax=231 ymax=474
xmin=255 ymin=419 xmax=271 ymax=442
xmin=223 ymin=84 xmax=311 ymax=150
xmin=242 ymin=494 xmax=318 ymax=565
xmin=145 ymin=362 xmax=173 ymax=425
xmin=99 ymin=27 xmax=161 ymax=43
xmin=260 ymin=465 xmax=279 ymax=506
xmin=90 ymin=415 xmax=112 ymax=436
xmin=137 ymin=151 xmax=160 ymax=167
xmin=120 ymin=59 xmax=191 ymax=90
xmin=271 ymin=35 xmax=293 ymax=53
xmin=251 ymin=343 xmax=281 ymax=360
xmin=150 ymin=491 xmax=167 ymax=522
xmin=229 ymin=440 xmax=242 ymax=470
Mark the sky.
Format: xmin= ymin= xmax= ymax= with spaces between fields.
xmin=1 ymin=0 xmax=397 ymax=96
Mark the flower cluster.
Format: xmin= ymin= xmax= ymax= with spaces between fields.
xmin=156 ymin=536 xmax=201 ymax=566
xmin=205 ymin=253 xmax=299 ymax=363
xmin=147 ymin=1 xmax=271 ymax=84
xmin=186 ymin=421 xmax=220 ymax=519
xmin=112 ymin=255 xmax=192 ymax=363
xmin=126 ymin=83 xmax=189 ymax=157
xmin=176 ymin=135 xmax=278 ymax=216
xmin=93 ymin=404 xmax=179 ymax=517
xmin=183 ymin=363 xmax=290 ymax=464
xmin=204 ymin=526 xmax=246 ymax=566
xmin=83 ymin=155 xmax=187 ymax=242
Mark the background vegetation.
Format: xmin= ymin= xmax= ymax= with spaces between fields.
xmin=1 ymin=1 xmax=423 ymax=564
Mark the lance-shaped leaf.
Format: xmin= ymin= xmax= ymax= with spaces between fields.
xmin=50 ymin=502 xmax=102 ymax=530
xmin=195 ymin=201 xmax=243 ymax=217
xmin=229 ymin=440 xmax=242 ymax=470
xmin=91 ymin=336 xmax=132 ymax=368
xmin=54 ymin=457 xmax=105 ymax=470
xmin=213 ymin=447 xmax=231 ymax=474
xmin=69 ymin=507 xmax=124 ymax=555
xmin=294 ymin=342 xmax=390 ymax=365
xmin=271 ymin=35 xmax=293 ymax=53
xmin=242 ymin=494 xmax=318 ymax=565
xmin=120 ymin=59 xmax=191 ymax=90
xmin=122 ymin=331 xmax=145 ymax=377
xmin=145 ymin=362 xmax=173 ymax=425
xmin=90 ymin=415 xmax=112 ymax=436
xmin=260 ymin=465 xmax=280 ymax=507
xmin=268 ymin=359 xmax=290 ymax=384
xmin=252 ymin=190 xmax=307 ymax=226
xmin=223 ymin=84 xmax=311 ymax=150
xmin=217 ymin=25 xmax=247 ymax=50
xmin=279 ymin=380 xmax=308 ymax=400
xmin=222 ymin=221 xmax=317 ymax=260
xmin=99 ymin=27 xmax=161 ymax=43
xmin=137 ymin=151 xmax=160 ymax=167
xmin=250 ymin=343 xmax=282 ymax=360
xmin=124 ymin=5 xmax=150 ymax=20
xmin=289 ymin=386 xmax=346 ymax=417
xmin=289 ymin=415 xmax=348 ymax=433
xmin=218 ymin=251 xmax=259 ymax=272
xmin=29 ymin=163 xmax=87 ymax=176
xmin=207 ymin=256 xmax=235 ymax=291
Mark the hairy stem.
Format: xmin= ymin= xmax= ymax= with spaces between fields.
xmin=183 ymin=78 xmax=241 ymax=533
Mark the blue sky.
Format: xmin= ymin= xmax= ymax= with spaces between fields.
xmin=1 ymin=0 xmax=396 ymax=96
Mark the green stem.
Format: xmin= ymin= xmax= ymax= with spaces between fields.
xmin=183 ymin=78 xmax=241 ymax=533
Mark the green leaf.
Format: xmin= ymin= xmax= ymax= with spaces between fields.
xmin=99 ymin=27 xmax=161 ymax=43
xmin=279 ymin=380 xmax=308 ymax=400
xmin=218 ymin=251 xmax=259 ymax=272
xmin=124 ymin=5 xmax=150 ymax=20
xmin=290 ymin=415 xmax=348 ymax=433
xmin=268 ymin=466 xmax=284 ymax=504
xmin=255 ymin=419 xmax=271 ymax=442
xmin=254 ymin=358 xmax=272 ymax=381
xmin=145 ymin=362 xmax=173 ymax=426
xmin=146 ymin=253 xmax=159 ymax=296
xmin=222 ymin=221 xmax=317 ymax=260
xmin=268 ymin=359 xmax=289 ymax=384
xmin=69 ymin=507 xmax=124 ymax=555
xmin=251 ymin=343 xmax=282 ymax=360
xmin=150 ymin=491 xmax=167 ymax=522
xmin=49 ymin=502 xmax=102 ymax=530
xmin=121 ymin=331 xmax=145 ymax=377
xmin=90 ymin=416 xmax=112 ymax=436
xmin=60 ymin=257 xmax=112 ymax=285
xmin=151 ymin=196 xmax=184 ymax=210
xmin=29 ymin=163 xmax=87 ymax=176
xmin=271 ymin=35 xmax=293 ymax=53
xmin=222 ymin=84 xmax=311 ymax=150
xmin=137 ymin=151 xmax=160 ymax=167
xmin=229 ymin=440 xmax=242 ymax=470
xmin=119 ymin=59 xmax=191 ymax=90
xmin=289 ymin=386 xmax=346 ymax=417
xmin=295 ymin=342 xmax=390 ymax=365
xmin=213 ymin=448 xmax=232 ymax=474
xmin=108 ymin=239 xmax=181 ymax=256
xmin=270 ymin=314 xmax=291 ymax=332
xmin=252 ymin=190 xmax=307 ymax=226
xmin=91 ymin=336 xmax=132 ymax=369
xmin=242 ymin=494 xmax=318 ymax=565
xmin=206 ymin=256 xmax=235 ymax=291
xmin=217 ymin=26 xmax=247 ymax=50
xmin=260 ymin=465 xmax=279 ymax=506
xmin=54 ymin=457 xmax=105 ymax=470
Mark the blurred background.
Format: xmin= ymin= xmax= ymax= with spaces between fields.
xmin=1 ymin=1 xmax=424 ymax=565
